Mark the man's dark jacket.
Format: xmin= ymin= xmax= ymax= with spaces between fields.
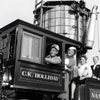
xmin=91 ymin=64 xmax=100 ymax=78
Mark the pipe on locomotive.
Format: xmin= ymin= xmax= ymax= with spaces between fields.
xmin=85 ymin=5 xmax=98 ymax=48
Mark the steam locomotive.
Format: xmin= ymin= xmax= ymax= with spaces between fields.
xmin=0 ymin=0 xmax=99 ymax=100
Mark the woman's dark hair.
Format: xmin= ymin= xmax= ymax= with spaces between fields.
xmin=80 ymin=54 xmax=87 ymax=61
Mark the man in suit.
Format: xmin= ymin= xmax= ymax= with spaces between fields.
xmin=91 ymin=56 xmax=100 ymax=79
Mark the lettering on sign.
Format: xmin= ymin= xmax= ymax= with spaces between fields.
xmin=20 ymin=68 xmax=59 ymax=83
xmin=90 ymin=88 xmax=100 ymax=100
xmin=34 ymin=73 xmax=58 ymax=81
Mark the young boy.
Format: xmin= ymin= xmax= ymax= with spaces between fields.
xmin=45 ymin=44 xmax=61 ymax=64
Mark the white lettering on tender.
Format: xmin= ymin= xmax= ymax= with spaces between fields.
xmin=90 ymin=88 xmax=100 ymax=99
xmin=21 ymin=71 xmax=34 ymax=77
xmin=35 ymin=73 xmax=58 ymax=81
xmin=21 ymin=70 xmax=59 ymax=82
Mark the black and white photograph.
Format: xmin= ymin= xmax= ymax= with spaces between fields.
xmin=0 ymin=0 xmax=100 ymax=100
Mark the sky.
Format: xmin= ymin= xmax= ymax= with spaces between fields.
xmin=0 ymin=0 xmax=100 ymax=65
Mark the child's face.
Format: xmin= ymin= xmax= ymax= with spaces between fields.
xmin=50 ymin=48 xmax=58 ymax=57
xmin=67 ymin=49 xmax=74 ymax=57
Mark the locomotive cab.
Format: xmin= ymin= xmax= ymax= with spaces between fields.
xmin=0 ymin=19 xmax=83 ymax=100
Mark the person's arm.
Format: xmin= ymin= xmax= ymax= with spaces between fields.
xmin=86 ymin=65 xmax=93 ymax=77
xmin=45 ymin=56 xmax=61 ymax=64
xmin=78 ymin=64 xmax=87 ymax=80
xmin=92 ymin=65 xmax=100 ymax=79
xmin=79 ymin=65 xmax=93 ymax=80
xmin=65 ymin=65 xmax=72 ymax=72
xmin=77 ymin=65 xmax=83 ymax=77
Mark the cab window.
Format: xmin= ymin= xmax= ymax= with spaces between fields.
xmin=0 ymin=35 xmax=7 ymax=50
xmin=21 ymin=31 xmax=42 ymax=63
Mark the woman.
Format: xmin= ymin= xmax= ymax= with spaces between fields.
xmin=58 ymin=46 xmax=77 ymax=100
xmin=71 ymin=55 xmax=92 ymax=100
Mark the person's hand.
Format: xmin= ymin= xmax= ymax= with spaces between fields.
xmin=65 ymin=65 xmax=72 ymax=72
xmin=80 ymin=76 xmax=86 ymax=80
xmin=97 ymin=78 xmax=100 ymax=80
xmin=92 ymin=75 xmax=98 ymax=79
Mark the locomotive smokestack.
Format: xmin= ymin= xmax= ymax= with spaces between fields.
xmin=85 ymin=6 xmax=98 ymax=48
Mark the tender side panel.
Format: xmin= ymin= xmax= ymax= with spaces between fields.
xmin=13 ymin=61 xmax=64 ymax=93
